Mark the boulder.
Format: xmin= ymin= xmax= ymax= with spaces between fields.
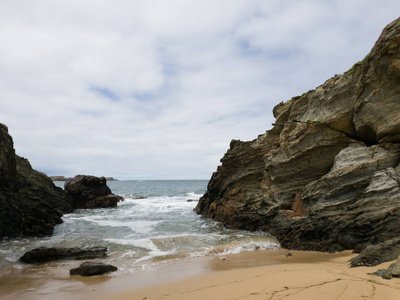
xmin=0 ymin=124 xmax=73 ymax=238
xmin=64 ymin=175 xmax=123 ymax=209
xmin=19 ymin=247 xmax=108 ymax=264
xmin=350 ymin=238 xmax=400 ymax=267
xmin=70 ymin=261 xmax=117 ymax=276
xmin=370 ymin=259 xmax=400 ymax=279
xmin=195 ymin=18 xmax=400 ymax=252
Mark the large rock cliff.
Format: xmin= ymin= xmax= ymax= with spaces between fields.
xmin=0 ymin=124 xmax=73 ymax=238
xmin=196 ymin=18 xmax=400 ymax=252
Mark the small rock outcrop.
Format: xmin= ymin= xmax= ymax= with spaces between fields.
xmin=19 ymin=247 xmax=108 ymax=264
xmin=350 ymin=238 xmax=400 ymax=267
xmin=0 ymin=124 xmax=73 ymax=238
xmin=49 ymin=176 xmax=117 ymax=181
xmin=195 ymin=18 xmax=400 ymax=252
xmin=64 ymin=175 xmax=123 ymax=209
xmin=70 ymin=261 xmax=117 ymax=276
xmin=370 ymin=259 xmax=400 ymax=279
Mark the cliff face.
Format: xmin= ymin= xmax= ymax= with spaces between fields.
xmin=196 ymin=18 xmax=400 ymax=252
xmin=0 ymin=124 xmax=73 ymax=238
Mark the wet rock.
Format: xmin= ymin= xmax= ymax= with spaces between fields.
xmin=350 ymin=238 xmax=400 ymax=267
xmin=0 ymin=124 xmax=73 ymax=238
xmin=70 ymin=261 xmax=117 ymax=276
xmin=19 ymin=247 xmax=108 ymax=264
xmin=195 ymin=18 xmax=400 ymax=252
xmin=64 ymin=175 xmax=123 ymax=209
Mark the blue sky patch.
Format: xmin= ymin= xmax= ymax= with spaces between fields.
xmin=90 ymin=86 xmax=119 ymax=101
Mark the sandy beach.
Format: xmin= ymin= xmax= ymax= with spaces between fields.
xmin=2 ymin=249 xmax=400 ymax=300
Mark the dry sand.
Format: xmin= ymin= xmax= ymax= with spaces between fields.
xmin=1 ymin=249 xmax=400 ymax=300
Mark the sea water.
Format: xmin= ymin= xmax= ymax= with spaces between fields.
xmin=0 ymin=180 xmax=279 ymax=274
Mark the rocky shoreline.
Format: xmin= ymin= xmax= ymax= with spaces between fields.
xmin=0 ymin=123 xmax=122 ymax=238
xmin=196 ymin=17 xmax=400 ymax=254
xmin=0 ymin=124 xmax=74 ymax=237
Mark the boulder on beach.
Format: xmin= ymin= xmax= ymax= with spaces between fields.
xmin=19 ymin=247 xmax=108 ymax=264
xmin=350 ymin=238 xmax=400 ymax=267
xmin=370 ymin=259 xmax=400 ymax=279
xmin=70 ymin=261 xmax=118 ymax=276
xmin=64 ymin=175 xmax=123 ymax=209
xmin=0 ymin=124 xmax=73 ymax=238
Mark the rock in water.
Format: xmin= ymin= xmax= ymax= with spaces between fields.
xmin=0 ymin=124 xmax=73 ymax=238
xmin=70 ymin=262 xmax=117 ymax=276
xmin=195 ymin=18 xmax=400 ymax=252
xmin=19 ymin=247 xmax=108 ymax=264
xmin=64 ymin=175 xmax=123 ymax=209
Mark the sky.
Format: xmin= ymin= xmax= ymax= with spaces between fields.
xmin=1 ymin=1 xmax=399 ymax=180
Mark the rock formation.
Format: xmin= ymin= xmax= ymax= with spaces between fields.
xmin=64 ymin=175 xmax=123 ymax=209
xmin=70 ymin=261 xmax=117 ymax=276
xmin=196 ymin=18 xmax=400 ymax=252
xmin=19 ymin=247 xmax=108 ymax=264
xmin=0 ymin=124 xmax=73 ymax=238
xmin=370 ymin=259 xmax=400 ymax=279
xmin=49 ymin=175 xmax=117 ymax=181
xmin=350 ymin=238 xmax=400 ymax=267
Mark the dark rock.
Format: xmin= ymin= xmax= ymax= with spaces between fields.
xmin=0 ymin=124 xmax=73 ymax=238
xmin=286 ymin=253 xmax=293 ymax=257
xmin=70 ymin=261 xmax=117 ymax=276
xmin=195 ymin=18 xmax=400 ymax=252
xmin=19 ymin=247 xmax=108 ymax=264
xmin=64 ymin=175 xmax=123 ymax=209
xmin=350 ymin=238 xmax=400 ymax=267
xmin=352 ymin=244 xmax=368 ymax=254
xmin=49 ymin=176 xmax=117 ymax=182
xmin=370 ymin=259 xmax=400 ymax=279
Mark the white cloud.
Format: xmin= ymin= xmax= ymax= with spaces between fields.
xmin=0 ymin=0 xmax=399 ymax=179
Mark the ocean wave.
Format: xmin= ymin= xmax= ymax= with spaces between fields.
xmin=206 ymin=237 xmax=280 ymax=255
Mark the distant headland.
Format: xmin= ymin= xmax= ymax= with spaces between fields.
xmin=49 ymin=176 xmax=118 ymax=181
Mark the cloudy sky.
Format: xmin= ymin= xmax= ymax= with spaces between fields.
xmin=0 ymin=1 xmax=399 ymax=179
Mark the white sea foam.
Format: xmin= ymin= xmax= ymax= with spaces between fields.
xmin=0 ymin=181 xmax=281 ymax=274
xmin=206 ymin=238 xmax=280 ymax=255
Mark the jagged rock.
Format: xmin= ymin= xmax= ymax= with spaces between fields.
xmin=19 ymin=247 xmax=108 ymax=264
xmin=64 ymin=175 xmax=123 ymax=209
xmin=350 ymin=238 xmax=400 ymax=267
xmin=0 ymin=124 xmax=73 ymax=238
xmin=370 ymin=259 xmax=400 ymax=279
xmin=70 ymin=261 xmax=117 ymax=276
xmin=195 ymin=18 xmax=400 ymax=252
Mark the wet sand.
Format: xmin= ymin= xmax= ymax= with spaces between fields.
xmin=2 ymin=249 xmax=400 ymax=300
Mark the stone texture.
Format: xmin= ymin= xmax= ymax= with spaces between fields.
xmin=64 ymin=175 xmax=123 ymax=209
xmin=370 ymin=259 xmax=400 ymax=279
xmin=195 ymin=18 xmax=400 ymax=252
xmin=350 ymin=238 xmax=400 ymax=267
xmin=70 ymin=261 xmax=117 ymax=276
xmin=0 ymin=124 xmax=73 ymax=238
xmin=19 ymin=247 xmax=108 ymax=264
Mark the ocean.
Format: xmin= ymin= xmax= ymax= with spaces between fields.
xmin=0 ymin=180 xmax=279 ymax=274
